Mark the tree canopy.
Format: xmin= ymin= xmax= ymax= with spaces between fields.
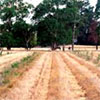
xmin=0 ymin=0 xmax=100 ymax=50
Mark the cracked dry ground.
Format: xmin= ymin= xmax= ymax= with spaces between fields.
xmin=0 ymin=52 xmax=100 ymax=100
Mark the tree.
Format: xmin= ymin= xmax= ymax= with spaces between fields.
xmin=34 ymin=0 xmax=75 ymax=49
xmin=0 ymin=0 xmax=97 ymax=50
xmin=34 ymin=0 xmax=93 ymax=50
xmin=13 ymin=20 xmax=35 ymax=49
xmin=95 ymin=0 xmax=100 ymax=50
xmin=0 ymin=32 xmax=15 ymax=50
xmin=0 ymin=0 xmax=34 ymax=49
xmin=95 ymin=0 xmax=100 ymax=19
xmin=65 ymin=0 xmax=79 ymax=50
xmin=77 ymin=0 xmax=99 ymax=49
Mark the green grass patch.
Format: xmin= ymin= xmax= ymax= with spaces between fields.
xmin=7 ymin=52 xmax=10 ymax=55
xmin=11 ymin=62 xmax=20 ymax=69
xmin=0 ymin=52 xmax=2 ymax=56
xmin=2 ymin=80 xmax=10 ymax=85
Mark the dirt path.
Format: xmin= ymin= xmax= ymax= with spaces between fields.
xmin=0 ymin=51 xmax=32 ymax=72
xmin=0 ymin=51 xmax=100 ymax=100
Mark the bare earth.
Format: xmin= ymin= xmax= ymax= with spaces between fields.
xmin=0 ymin=51 xmax=33 ymax=73
xmin=0 ymin=51 xmax=100 ymax=100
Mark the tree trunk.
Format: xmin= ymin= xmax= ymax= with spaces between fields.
xmin=0 ymin=48 xmax=3 ymax=55
xmin=72 ymin=40 xmax=74 ymax=51
xmin=51 ymin=42 xmax=57 ymax=50
xmin=62 ymin=44 xmax=65 ymax=51
xmin=26 ymin=42 xmax=29 ymax=50
xmin=96 ymin=43 xmax=98 ymax=50
xmin=7 ymin=46 xmax=11 ymax=50
xmin=72 ymin=24 xmax=76 ymax=51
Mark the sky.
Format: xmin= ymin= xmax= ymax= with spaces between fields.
xmin=90 ymin=0 xmax=97 ymax=7
xmin=23 ymin=0 xmax=43 ymax=7
xmin=23 ymin=0 xmax=97 ymax=7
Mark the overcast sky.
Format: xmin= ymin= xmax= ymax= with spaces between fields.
xmin=90 ymin=0 xmax=97 ymax=7
xmin=24 ymin=0 xmax=97 ymax=7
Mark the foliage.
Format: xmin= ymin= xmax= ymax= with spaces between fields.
xmin=12 ymin=20 xmax=35 ymax=48
xmin=34 ymin=0 xmax=81 ymax=47
xmin=0 ymin=0 xmax=35 ymax=49
xmin=33 ymin=0 xmax=96 ymax=48
xmin=0 ymin=0 xmax=100 ymax=49
xmin=0 ymin=32 xmax=15 ymax=49
xmin=95 ymin=0 xmax=100 ymax=19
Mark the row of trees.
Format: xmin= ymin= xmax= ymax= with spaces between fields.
xmin=34 ymin=0 xmax=100 ymax=50
xmin=0 ymin=0 xmax=100 ymax=50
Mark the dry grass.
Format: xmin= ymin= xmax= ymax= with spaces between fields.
xmin=72 ymin=50 xmax=100 ymax=67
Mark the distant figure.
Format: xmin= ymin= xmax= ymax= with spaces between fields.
xmin=51 ymin=46 xmax=61 ymax=50
xmin=51 ymin=43 xmax=61 ymax=50
xmin=55 ymin=46 xmax=61 ymax=50
xmin=68 ymin=47 xmax=71 ymax=50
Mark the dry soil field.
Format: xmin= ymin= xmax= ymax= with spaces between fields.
xmin=0 ymin=51 xmax=33 ymax=73
xmin=0 ymin=50 xmax=100 ymax=100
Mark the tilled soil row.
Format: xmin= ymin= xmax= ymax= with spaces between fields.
xmin=60 ymin=52 xmax=100 ymax=100
xmin=67 ymin=52 xmax=100 ymax=78
xmin=0 ymin=52 xmax=30 ymax=64
xmin=46 ymin=52 xmax=60 ymax=100
xmin=55 ymin=53 xmax=87 ymax=100
xmin=0 ymin=52 xmax=32 ymax=72
xmin=30 ymin=53 xmax=52 ymax=100
xmin=1 ymin=51 xmax=100 ymax=100
xmin=0 ymin=52 xmax=49 ymax=100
